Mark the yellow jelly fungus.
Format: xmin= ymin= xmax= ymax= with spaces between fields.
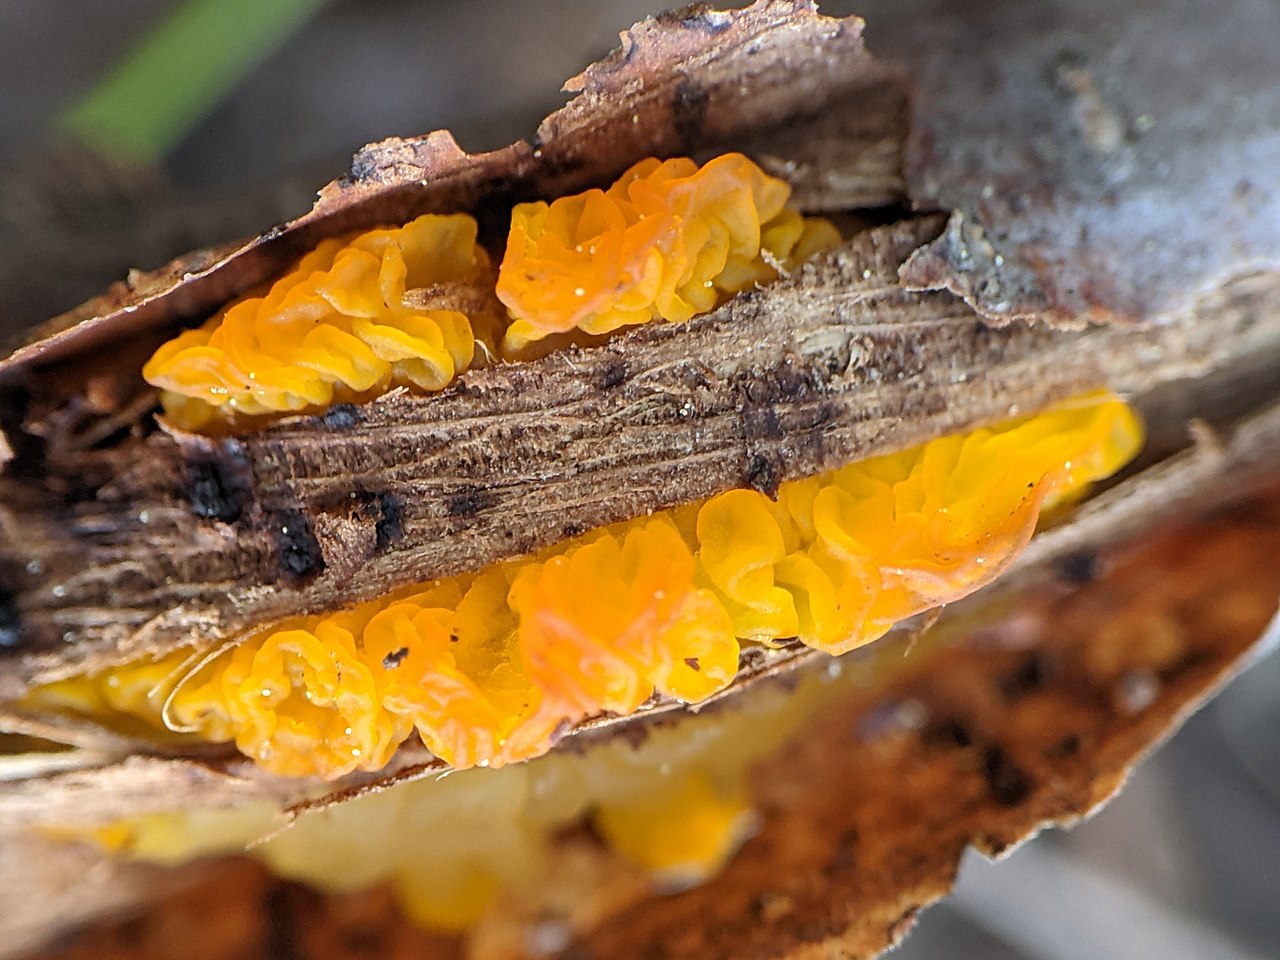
xmin=495 ymin=153 xmax=841 ymax=354
xmin=141 ymin=153 xmax=838 ymax=431
xmin=142 ymin=213 xmax=503 ymax=430
xmin=510 ymin=520 xmax=739 ymax=717
xmin=25 ymin=393 xmax=1142 ymax=780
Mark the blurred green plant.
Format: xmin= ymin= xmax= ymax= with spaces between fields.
xmin=58 ymin=0 xmax=329 ymax=164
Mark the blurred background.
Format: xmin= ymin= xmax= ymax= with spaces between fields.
xmin=2 ymin=2 xmax=1278 ymax=957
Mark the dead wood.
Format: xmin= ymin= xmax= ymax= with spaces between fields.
xmin=3 ymin=217 xmax=1278 ymax=689
xmin=1 ymin=1 xmax=1279 ymax=956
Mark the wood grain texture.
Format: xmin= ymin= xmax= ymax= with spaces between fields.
xmin=874 ymin=0 xmax=1280 ymax=325
xmin=4 ymin=218 xmax=1278 ymax=688
xmin=1 ymin=3 xmax=1279 ymax=957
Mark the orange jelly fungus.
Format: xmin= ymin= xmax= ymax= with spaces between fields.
xmin=495 ymin=153 xmax=841 ymax=354
xmin=142 ymin=214 xmax=503 ymax=430
xmin=143 ymin=153 xmax=837 ymax=429
xmin=29 ymin=394 xmax=1141 ymax=780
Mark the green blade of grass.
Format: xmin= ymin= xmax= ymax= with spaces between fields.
xmin=59 ymin=0 xmax=330 ymax=164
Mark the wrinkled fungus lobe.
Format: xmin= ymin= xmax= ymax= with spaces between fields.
xmin=496 ymin=153 xmax=840 ymax=353
xmin=30 ymin=394 xmax=1142 ymax=780
xmin=143 ymin=214 xmax=502 ymax=429
xmin=142 ymin=153 xmax=837 ymax=428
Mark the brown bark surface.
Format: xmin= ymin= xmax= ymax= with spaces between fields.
xmin=6 ymin=217 xmax=1278 ymax=686
xmin=2 ymin=2 xmax=1279 ymax=957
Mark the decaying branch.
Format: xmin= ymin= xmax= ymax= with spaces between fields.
xmin=5 ymin=217 xmax=1278 ymax=690
xmin=1 ymin=1 xmax=1279 ymax=958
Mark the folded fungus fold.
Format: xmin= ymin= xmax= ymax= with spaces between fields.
xmin=496 ymin=154 xmax=841 ymax=353
xmin=9 ymin=0 xmax=1280 ymax=952
xmin=141 ymin=153 xmax=839 ymax=428
xmin=143 ymin=214 xmax=505 ymax=430
xmin=76 ymin=673 xmax=826 ymax=934
xmin=27 ymin=394 xmax=1141 ymax=779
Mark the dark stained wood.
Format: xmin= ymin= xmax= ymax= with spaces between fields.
xmin=1 ymin=2 xmax=1279 ymax=957
xmin=4 ymin=219 xmax=1278 ymax=688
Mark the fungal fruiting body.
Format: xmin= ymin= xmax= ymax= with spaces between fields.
xmin=142 ymin=213 xmax=504 ymax=430
xmin=27 ymin=393 xmax=1142 ymax=780
xmin=495 ymin=154 xmax=841 ymax=353
xmin=39 ymin=154 xmax=1144 ymax=781
xmin=141 ymin=153 xmax=839 ymax=427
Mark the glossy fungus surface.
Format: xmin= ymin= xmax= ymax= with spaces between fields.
xmin=142 ymin=155 xmax=839 ymax=431
xmin=143 ymin=214 xmax=502 ymax=429
xmin=496 ymin=153 xmax=839 ymax=354
xmin=28 ymin=394 xmax=1142 ymax=779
